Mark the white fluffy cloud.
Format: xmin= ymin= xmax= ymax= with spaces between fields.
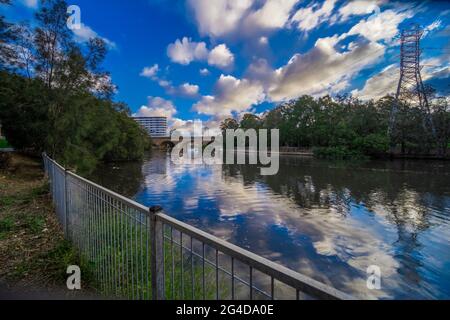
xmin=187 ymin=0 xmax=299 ymax=39
xmin=187 ymin=0 xmax=253 ymax=38
xmin=133 ymin=96 xmax=177 ymax=120
xmin=72 ymin=23 xmax=116 ymax=48
xmin=338 ymin=0 xmax=386 ymax=22
xmin=159 ymin=80 xmax=200 ymax=98
xmin=199 ymin=68 xmax=210 ymax=76
xmin=166 ymin=37 xmax=208 ymax=65
xmin=351 ymin=64 xmax=398 ymax=100
xmin=192 ymin=30 xmax=390 ymax=118
xmin=178 ymin=83 xmax=200 ymax=97
xmin=193 ymin=75 xmax=265 ymax=118
xmin=139 ymin=61 xmax=200 ymax=98
xmin=243 ymin=0 xmax=299 ymax=32
xmin=140 ymin=64 xmax=159 ymax=79
xmin=167 ymin=37 xmax=234 ymax=69
xmin=341 ymin=9 xmax=413 ymax=43
xmin=290 ymin=0 xmax=337 ymax=32
xmin=207 ymin=44 xmax=235 ymax=69
xmin=268 ymin=36 xmax=386 ymax=100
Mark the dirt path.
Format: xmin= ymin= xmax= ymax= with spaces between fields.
xmin=0 ymin=153 xmax=99 ymax=299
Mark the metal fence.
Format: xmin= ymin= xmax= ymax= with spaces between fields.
xmin=43 ymin=153 xmax=353 ymax=300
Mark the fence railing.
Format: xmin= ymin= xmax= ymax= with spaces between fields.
xmin=43 ymin=153 xmax=353 ymax=300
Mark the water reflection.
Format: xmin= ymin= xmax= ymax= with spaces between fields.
xmin=93 ymin=152 xmax=450 ymax=299
xmin=89 ymin=159 xmax=145 ymax=197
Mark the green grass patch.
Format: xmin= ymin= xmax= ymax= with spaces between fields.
xmin=0 ymin=216 xmax=15 ymax=240
xmin=38 ymin=240 xmax=97 ymax=287
xmin=23 ymin=215 xmax=46 ymax=234
xmin=0 ymin=183 xmax=49 ymax=208
xmin=0 ymin=138 xmax=11 ymax=149
xmin=9 ymin=261 xmax=30 ymax=280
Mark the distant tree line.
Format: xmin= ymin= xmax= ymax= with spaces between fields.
xmin=220 ymin=94 xmax=449 ymax=159
xmin=0 ymin=0 xmax=150 ymax=173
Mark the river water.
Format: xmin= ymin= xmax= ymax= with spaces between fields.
xmin=91 ymin=151 xmax=450 ymax=299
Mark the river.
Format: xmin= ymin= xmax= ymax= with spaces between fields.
xmin=91 ymin=151 xmax=450 ymax=299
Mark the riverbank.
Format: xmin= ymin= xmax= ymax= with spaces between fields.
xmin=0 ymin=153 xmax=97 ymax=299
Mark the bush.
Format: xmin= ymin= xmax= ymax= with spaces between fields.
xmin=0 ymin=138 xmax=11 ymax=148
xmin=0 ymin=72 xmax=149 ymax=174
xmin=313 ymin=146 xmax=368 ymax=160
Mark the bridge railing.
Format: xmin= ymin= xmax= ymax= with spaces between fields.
xmin=43 ymin=153 xmax=353 ymax=300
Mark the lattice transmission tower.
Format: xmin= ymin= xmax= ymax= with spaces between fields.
xmin=388 ymin=25 xmax=436 ymax=145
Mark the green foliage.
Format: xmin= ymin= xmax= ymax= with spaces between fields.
xmin=40 ymin=240 xmax=97 ymax=286
xmin=240 ymin=113 xmax=262 ymax=130
xmin=0 ymin=71 xmax=50 ymax=151
xmin=312 ymin=146 xmax=368 ymax=160
xmin=0 ymin=138 xmax=11 ymax=148
xmin=104 ymin=108 xmax=152 ymax=162
xmin=0 ymin=216 xmax=14 ymax=239
xmin=222 ymin=93 xmax=449 ymax=159
xmin=220 ymin=118 xmax=239 ymax=132
xmin=0 ymin=0 xmax=149 ymax=174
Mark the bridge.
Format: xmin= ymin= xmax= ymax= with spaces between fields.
xmin=151 ymin=136 xmax=214 ymax=149
xmin=151 ymin=137 xmax=175 ymax=149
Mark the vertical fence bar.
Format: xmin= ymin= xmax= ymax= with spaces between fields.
xmin=146 ymin=215 xmax=150 ymax=300
xmin=171 ymin=227 xmax=175 ymax=299
xmin=191 ymin=237 xmax=194 ymax=300
xmin=249 ymin=266 xmax=253 ymax=300
xmin=180 ymin=232 xmax=184 ymax=299
xmin=215 ymin=249 xmax=219 ymax=300
xmin=202 ymin=243 xmax=205 ymax=300
xmin=63 ymin=169 xmax=68 ymax=237
xmin=134 ymin=210 xmax=138 ymax=300
xmin=150 ymin=208 xmax=164 ymax=300
xmin=231 ymin=258 xmax=235 ymax=300
xmin=271 ymin=277 xmax=275 ymax=300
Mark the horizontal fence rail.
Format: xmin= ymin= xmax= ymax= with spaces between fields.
xmin=43 ymin=153 xmax=353 ymax=300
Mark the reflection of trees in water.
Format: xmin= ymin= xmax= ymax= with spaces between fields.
xmin=89 ymin=158 xmax=146 ymax=198
xmin=224 ymin=156 xmax=449 ymax=297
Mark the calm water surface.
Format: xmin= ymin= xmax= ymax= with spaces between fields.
xmin=91 ymin=152 xmax=450 ymax=299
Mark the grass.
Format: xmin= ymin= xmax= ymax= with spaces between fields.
xmin=0 ymin=153 xmax=97 ymax=298
xmin=0 ymin=138 xmax=11 ymax=149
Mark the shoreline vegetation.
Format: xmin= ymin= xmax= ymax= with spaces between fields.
xmin=0 ymin=153 xmax=98 ymax=299
xmin=219 ymin=95 xmax=449 ymax=161
xmin=0 ymin=0 xmax=151 ymax=176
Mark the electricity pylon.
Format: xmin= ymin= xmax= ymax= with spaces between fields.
xmin=388 ymin=25 xmax=436 ymax=150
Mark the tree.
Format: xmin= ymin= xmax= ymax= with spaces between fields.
xmin=0 ymin=0 xmax=17 ymax=70
xmin=0 ymin=0 xmax=149 ymax=173
xmin=220 ymin=118 xmax=239 ymax=132
xmin=432 ymin=97 xmax=450 ymax=156
xmin=240 ymin=114 xmax=261 ymax=130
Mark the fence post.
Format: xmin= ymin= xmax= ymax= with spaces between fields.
xmin=64 ymin=168 xmax=69 ymax=238
xmin=150 ymin=206 xmax=164 ymax=300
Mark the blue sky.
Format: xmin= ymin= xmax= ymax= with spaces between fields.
xmin=2 ymin=0 xmax=449 ymax=130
